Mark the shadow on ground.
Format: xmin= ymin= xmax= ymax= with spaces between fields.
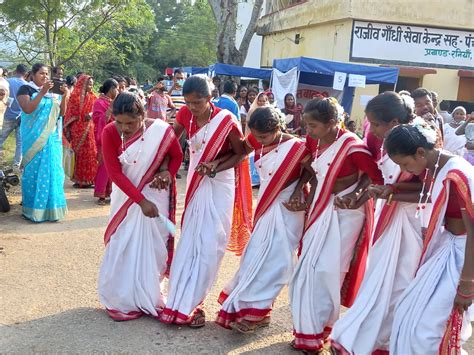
xmin=0 ymin=307 xmax=296 ymax=354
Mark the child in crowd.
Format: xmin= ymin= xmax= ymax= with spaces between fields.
xmin=146 ymin=78 xmax=176 ymax=121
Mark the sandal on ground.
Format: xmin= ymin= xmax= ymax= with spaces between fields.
xmin=290 ymin=340 xmax=321 ymax=354
xmin=231 ymin=317 xmax=271 ymax=334
xmin=290 ymin=340 xmax=298 ymax=350
xmin=96 ymin=198 xmax=106 ymax=206
xmin=188 ymin=309 xmax=206 ymax=328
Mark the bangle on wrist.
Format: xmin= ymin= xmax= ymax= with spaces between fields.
xmin=457 ymin=289 xmax=474 ymax=299
xmin=460 ymin=278 xmax=474 ymax=283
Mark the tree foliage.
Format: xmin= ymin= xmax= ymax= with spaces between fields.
xmin=146 ymin=0 xmax=217 ymax=70
xmin=65 ymin=0 xmax=155 ymax=81
xmin=0 ymin=0 xmax=135 ymax=66
xmin=0 ymin=0 xmax=219 ymax=81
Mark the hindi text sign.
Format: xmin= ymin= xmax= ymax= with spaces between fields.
xmin=351 ymin=20 xmax=473 ymax=69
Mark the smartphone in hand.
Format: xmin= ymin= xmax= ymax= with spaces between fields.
xmin=51 ymin=79 xmax=66 ymax=95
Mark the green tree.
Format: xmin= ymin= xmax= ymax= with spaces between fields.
xmin=146 ymin=0 xmax=217 ymax=70
xmin=66 ymin=0 xmax=156 ymax=82
xmin=0 ymin=0 xmax=144 ymax=67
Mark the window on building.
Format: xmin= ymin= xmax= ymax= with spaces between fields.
xmin=379 ymin=77 xmax=421 ymax=94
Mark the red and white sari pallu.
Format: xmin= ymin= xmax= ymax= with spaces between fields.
xmin=98 ymin=119 xmax=176 ymax=321
xmin=216 ymin=138 xmax=307 ymax=328
xmin=290 ymin=132 xmax=374 ymax=352
xmin=391 ymin=157 xmax=474 ymax=355
xmin=331 ymin=155 xmax=424 ymax=354
xmin=161 ymin=110 xmax=240 ymax=325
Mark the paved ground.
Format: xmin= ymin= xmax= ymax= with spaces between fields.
xmin=1 ymin=171 xmax=473 ymax=353
xmin=0 ymin=174 xmax=299 ymax=354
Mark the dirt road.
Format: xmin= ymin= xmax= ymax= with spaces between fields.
xmin=1 ymin=176 xmax=473 ymax=353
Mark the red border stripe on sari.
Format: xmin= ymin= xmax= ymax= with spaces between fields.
xmin=181 ymin=114 xmax=237 ymax=226
xmin=420 ymin=169 xmax=474 ymax=263
xmin=372 ymin=171 xmax=413 ymax=245
xmin=215 ymin=307 xmax=271 ymax=329
xmin=253 ymin=141 xmax=308 ymax=227
xmin=340 ymin=198 xmax=374 ymax=307
xmin=103 ymin=126 xmax=175 ymax=246
xmin=304 ymin=137 xmax=361 ymax=234
xmin=420 ymin=169 xmax=472 ymax=354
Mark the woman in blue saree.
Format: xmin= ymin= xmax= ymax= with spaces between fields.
xmin=17 ymin=63 xmax=70 ymax=222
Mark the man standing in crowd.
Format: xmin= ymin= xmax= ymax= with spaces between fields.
xmin=212 ymin=76 xmax=222 ymax=95
xmin=212 ymin=80 xmax=240 ymax=120
xmin=168 ymin=69 xmax=186 ymax=177
xmin=146 ymin=77 xmax=176 ymax=121
xmin=0 ymin=64 xmax=28 ymax=171
xmin=52 ymin=67 xmax=64 ymax=80
xmin=167 ymin=69 xmax=186 ymax=114
xmin=412 ymin=87 xmax=444 ymax=138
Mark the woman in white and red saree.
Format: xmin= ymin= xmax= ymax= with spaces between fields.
xmin=288 ymin=98 xmax=383 ymax=353
xmin=331 ymin=92 xmax=427 ymax=355
xmin=215 ymin=107 xmax=309 ymax=333
xmin=98 ymin=92 xmax=182 ymax=321
xmin=386 ymin=124 xmax=474 ymax=355
xmin=160 ymin=75 xmax=246 ymax=328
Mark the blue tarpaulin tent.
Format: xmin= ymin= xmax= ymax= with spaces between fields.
xmin=209 ymin=63 xmax=272 ymax=80
xmin=273 ymin=56 xmax=399 ymax=113
xmin=180 ymin=67 xmax=209 ymax=75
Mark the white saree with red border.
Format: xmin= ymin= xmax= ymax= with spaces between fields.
xmin=290 ymin=132 xmax=374 ymax=352
xmin=98 ymin=119 xmax=176 ymax=321
xmin=331 ymin=154 xmax=424 ymax=354
xmin=390 ymin=157 xmax=474 ymax=355
xmin=215 ymin=137 xmax=307 ymax=328
xmin=160 ymin=110 xmax=240 ymax=325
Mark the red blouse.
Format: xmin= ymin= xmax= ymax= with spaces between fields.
xmin=365 ymin=131 xmax=383 ymax=160
xmin=446 ymin=182 xmax=469 ymax=219
xmin=175 ymin=104 xmax=240 ymax=157
xmin=305 ymin=133 xmax=384 ymax=185
xmin=102 ymin=122 xmax=183 ymax=204
xmin=247 ymin=133 xmax=309 ymax=182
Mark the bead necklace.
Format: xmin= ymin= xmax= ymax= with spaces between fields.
xmin=257 ymin=132 xmax=284 ymax=181
xmin=378 ymin=140 xmax=390 ymax=181
xmin=313 ymin=127 xmax=341 ymax=163
xmin=378 ymin=141 xmax=385 ymax=166
xmin=121 ymin=124 xmax=146 ymax=165
xmin=188 ymin=107 xmax=213 ymax=154
xmin=415 ymin=149 xmax=441 ymax=219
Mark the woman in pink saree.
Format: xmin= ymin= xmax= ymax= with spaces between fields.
xmin=93 ymin=78 xmax=119 ymax=205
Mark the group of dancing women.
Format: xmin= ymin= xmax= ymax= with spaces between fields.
xmin=97 ymin=74 xmax=474 ymax=355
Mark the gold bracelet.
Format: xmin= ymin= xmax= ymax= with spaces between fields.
xmin=387 ymin=193 xmax=393 ymax=206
